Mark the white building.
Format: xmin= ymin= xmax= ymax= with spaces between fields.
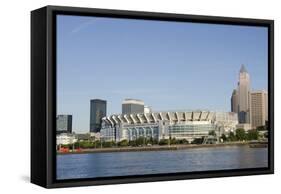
xmin=215 ymin=112 xmax=239 ymax=134
xmin=122 ymin=99 xmax=144 ymax=114
xmin=144 ymin=106 xmax=152 ymax=114
xmin=236 ymin=123 xmax=252 ymax=131
xmin=56 ymin=133 xmax=77 ymax=145
xmin=90 ymin=132 xmax=101 ymax=140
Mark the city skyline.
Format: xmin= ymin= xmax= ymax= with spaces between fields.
xmin=57 ymin=15 xmax=268 ymax=132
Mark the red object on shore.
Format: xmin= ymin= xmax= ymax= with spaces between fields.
xmin=76 ymin=148 xmax=82 ymax=152
xmin=59 ymin=147 xmax=69 ymax=152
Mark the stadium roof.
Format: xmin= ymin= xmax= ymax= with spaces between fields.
xmin=102 ymin=111 xmax=215 ymax=126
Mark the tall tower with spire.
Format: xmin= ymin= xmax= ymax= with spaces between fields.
xmin=237 ymin=64 xmax=251 ymax=123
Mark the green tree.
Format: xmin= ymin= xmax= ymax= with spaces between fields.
xmin=221 ymin=134 xmax=227 ymax=142
xmin=95 ymin=140 xmax=102 ymax=148
xmin=177 ymin=139 xmax=189 ymax=144
xmin=256 ymin=126 xmax=266 ymax=131
xmin=170 ymin=137 xmax=177 ymax=145
xmin=182 ymin=139 xmax=189 ymax=144
xmin=74 ymin=141 xmax=80 ymax=148
xmin=236 ymin=128 xmax=246 ymax=141
xmin=118 ymin=140 xmax=129 ymax=147
xmin=78 ymin=140 xmax=95 ymax=148
xmin=102 ymin=141 xmax=112 ymax=148
xmin=135 ymin=137 xmax=146 ymax=146
xmin=191 ymin=137 xmax=204 ymax=144
xmin=159 ymin=139 xmax=168 ymax=145
xmin=228 ymin=132 xmax=237 ymax=141
xmin=129 ymin=140 xmax=137 ymax=147
xmin=146 ymin=137 xmax=153 ymax=145
xmin=264 ymin=131 xmax=268 ymax=138
xmin=247 ymin=129 xmax=259 ymax=140
xmin=208 ymin=130 xmax=216 ymax=136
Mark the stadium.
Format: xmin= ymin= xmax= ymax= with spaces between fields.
xmin=100 ymin=111 xmax=238 ymax=143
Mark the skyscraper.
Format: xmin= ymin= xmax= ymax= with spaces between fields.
xmin=231 ymin=89 xmax=238 ymax=113
xmin=250 ymin=90 xmax=268 ymax=129
xmin=237 ymin=64 xmax=251 ymax=123
xmin=57 ymin=115 xmax=72 ymax=133
xmin=122 ymin=99 xmax=144 ymax=114
xmin=90 ymin=99 xmax=107 ymax=133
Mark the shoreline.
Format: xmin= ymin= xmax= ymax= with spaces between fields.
xmin=57 ymin=142 xmax=268 ymax=155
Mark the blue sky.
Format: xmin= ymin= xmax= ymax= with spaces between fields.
xmin=57 ymin=15 xmax=268 ymax=133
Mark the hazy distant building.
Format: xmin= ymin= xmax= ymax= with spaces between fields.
xmin=144 ymin=106 xmax=152 ymax=114
xmin=237 ymin=65 xmax=251 ymax=123
xmin=231 ymin=89 xmax=238 ymax=113
xmin=57 ymin=115 xmax=72 ymax=133
xmin=265 ymin=92 xmax=268 ymax=122
xmin=56 ymin=133 xmax=77 ymax=145
xmin=250 ymin=90 xmax=268 ymax=129
xmin=122 ymin=99 xmax=144 ymax=114
xmin=236 ymin=123 xmax=252 ymax=131
xmin=90 ymin=99 xmax=107 ymax=133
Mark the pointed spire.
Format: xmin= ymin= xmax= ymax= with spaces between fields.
xmin=240 ymin=64 xmax=247 ymax=73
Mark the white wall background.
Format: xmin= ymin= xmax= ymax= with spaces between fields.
xmin=0 ymin=0 xmax=279 ymax=193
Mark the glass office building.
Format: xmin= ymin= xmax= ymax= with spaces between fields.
xmin=168 ymin=122 xmax=215 ymax=141
xmin=57 ymin=115 xmax=72 ymax=134
xmin=90 ymin=99 xmax=107 ymax=133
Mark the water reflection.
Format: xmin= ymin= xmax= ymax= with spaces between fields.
xmin=57 ymin=145 xmax=268 ymax=179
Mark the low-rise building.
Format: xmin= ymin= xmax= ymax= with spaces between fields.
xmin=90 ymin=132 xmax=101 ymax=140
xmin=236 ymin=123 xmax=252 ymax=131
xmin=56 ymin=133 xmax=77 ymax=145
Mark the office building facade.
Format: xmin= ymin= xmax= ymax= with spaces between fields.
xmin=122 ymin=99 xmax=144 ymax=114
xmin=231 ymin=89 xmax=238 ymax=113
xmin=57 ymin=115 xmax=72 ymax=133
xmin=237 ymin=64 xmax=251 ymax=123
xmin=90 ymin=99 xmax=107 ymax=133
xmin=250 ymin=90 xmax=268 ymax=129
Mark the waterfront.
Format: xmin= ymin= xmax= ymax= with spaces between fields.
xmin=57 ymin=145 xmax=268 ymax=180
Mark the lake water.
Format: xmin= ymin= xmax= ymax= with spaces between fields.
xmin=57 ymin=145 xmax=268 ymax=180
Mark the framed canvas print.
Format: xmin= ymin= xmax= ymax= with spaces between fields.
xmin=31 ymin=5 xmax=274 ymax=188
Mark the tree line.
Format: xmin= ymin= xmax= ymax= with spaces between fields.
xmin=220 ymin=128 xmax=260 ymax=142
xmin=58 ymin=128 xmax=262 ymax=149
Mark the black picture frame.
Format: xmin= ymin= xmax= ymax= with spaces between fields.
xmin=31 ymin=5 xmax=274 ymax=188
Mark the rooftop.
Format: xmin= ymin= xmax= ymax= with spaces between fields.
xmin=240 ymin=64 xmax=248 ymax=73
xmin=122 ymin=98 xmax=144 ymax=105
